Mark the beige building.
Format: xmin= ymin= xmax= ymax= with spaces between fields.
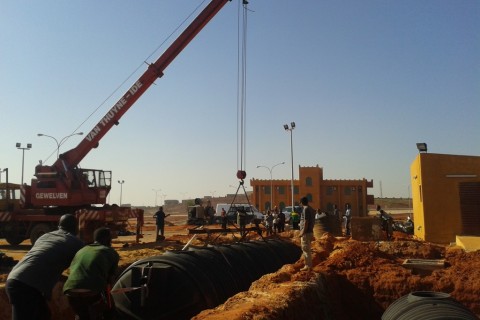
xmin=250 ymin=165 xmax=374 ymax=217
xmin=410 ymin=153 xmax=480 ymax=243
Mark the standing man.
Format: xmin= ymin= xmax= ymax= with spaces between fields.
xmin=299 ymin=196 xmax=315 ymax=272
xmin=204 ymin=200 xmax=215 ymax=225
xmin=6 ymin=214 xmax=84 ymax=320
xmin=63 ymin=227 xmax=119 ymax=320
xmin=344 ymin=204 xmax=352 ymax=236
xmin=153 ymin=206 xmax=170 ymax=241
xmin=221 ymin=208 xmax=228 ymax=230
xmin=277 ymin=210 xmax=286 ymax=233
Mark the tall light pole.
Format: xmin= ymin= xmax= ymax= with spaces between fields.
xmin=152 ymin=188 xmax=161 ymax=207
xmin=257 ymin=162 xmax=285 ymax=210
xmin=37 ymin=132 xmax=83 ymax=159
xmin=284 ymin=122 xmax=295 ymax=209
xmin=161 ymin=194 xmax=167 ymax=205
xmin=118 ymin=180 xmax=125 ymax=206
xmin=16 ymin=143 xmax=32 ymax=185
xmin=1 ymin=168 xmax=9 ymax=203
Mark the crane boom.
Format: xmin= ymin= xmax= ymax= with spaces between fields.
xmin=60 ymin=0 xmax=229 ymax=170
xmin=31 ymin=0 xmax=231 ymax=208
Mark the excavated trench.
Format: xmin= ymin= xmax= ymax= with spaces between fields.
xmin=1 ymin=227 xmax=480 ymax=320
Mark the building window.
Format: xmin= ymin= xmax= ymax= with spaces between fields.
xmin=265 ymin=186 xmax=271 ymax=195
xmin=278 ymin=186 xmax=285 ymax=194
xmin=279 ymin=202 xmax=286 ymax=210
xmin=294 ymin=186 xmax=299 ymax=195
xmin=307 ymin=193 xmax=313 ymax=202
xmin=326 ymin=186 xmax=336 ymax=195
xmin=265 ymin=201 xmax=271 ymax=210
xmin=306 ymin=177 xmax=313 ymax=186
xmin=344 ymin=187 xmax=351 ymax=196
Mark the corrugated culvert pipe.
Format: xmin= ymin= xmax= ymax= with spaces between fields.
xmin=112 ymin=239 xmax=302 ymax=320
xmin=382 ymin=291 xmax=478 ymax=320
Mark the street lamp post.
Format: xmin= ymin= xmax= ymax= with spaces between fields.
xmin=37 ymin=132 xmax=83 ymax=159
xmin=152 ymin=188 xmax=161 ymax=207
xmin=256 ymin=162 xmax=285 ymax=210
xmin=284 ymin=122 xmax=295 ymax=210
xmin=118 ymin=180 xmax=125 ymax=206
xmin=16 ymin=143 xmax=32 ymax=185
xmin=1 ymin=168 xmax=9 ymax=204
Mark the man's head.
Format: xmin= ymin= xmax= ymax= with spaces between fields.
xmin=300 ymin=196 xmax=309 ymax=206
xmin=58 ymin=214 xmax=77 ymax=235
xmin=94 ymin=227 xmax=112 ymax=247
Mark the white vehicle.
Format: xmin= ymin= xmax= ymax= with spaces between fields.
xmin=214 ymin=203 xmax=263 ymax=224
xmin=281 ymin=206 xmax=302 ymax=222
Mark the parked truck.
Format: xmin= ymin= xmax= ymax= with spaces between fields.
xmin=0 ymin=0 xmax=232 ymax=246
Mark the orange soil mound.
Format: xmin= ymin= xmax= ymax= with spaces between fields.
xmin=1 ymin=226 xmax=479 ymax=319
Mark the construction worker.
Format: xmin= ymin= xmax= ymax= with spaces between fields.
xmin=64 ymin=227 xmax=119 ymax=319
xmin=6 ymin=214 xmax=84 ymax=320
xmin=299 ymin=197 xmax=315 ymax=271
xmin=153 ymin=206 xmax=170 ymax=241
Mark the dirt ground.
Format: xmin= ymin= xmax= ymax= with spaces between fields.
xmin=1 ymin=215 xmax=479 ymax=319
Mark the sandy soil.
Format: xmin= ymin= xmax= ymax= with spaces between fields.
xmin=1 ymin=215 xmax=479 ymax=319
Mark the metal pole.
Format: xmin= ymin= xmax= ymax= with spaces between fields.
xmin=118 ymin=180 xmax=125 ymax=206
xmin=290 ymin=129 xmax=294 ymax=210
xmin=257 ymin=162 xmax=284 ymax=210
xmin=16 ymin=143 xmax=32 ymax=185
xmin=283 ymin=122 xmax=295 ymax=210
xmin=21 ymin=149 xmax=25 ymax=185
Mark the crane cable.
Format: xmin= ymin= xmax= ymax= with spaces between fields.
xmin=40 ymin=1 xmax=209 ymax=165
xmin=236 ymin=0 xmax=249 ymax=181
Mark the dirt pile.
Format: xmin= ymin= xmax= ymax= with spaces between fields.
xmin=193 ymin=232 xmax=480 ymax=319
xmin=0 ymin=223 xmax=479 ymax=319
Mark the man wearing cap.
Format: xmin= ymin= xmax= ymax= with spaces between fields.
xmin=64 ymin=227 xmax=119 ymax=319
xmin=6 ymin=214 xmax=84 ymax=320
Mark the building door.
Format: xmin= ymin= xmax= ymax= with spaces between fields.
xmin=459 ymin=182 xmax=480 ymax=235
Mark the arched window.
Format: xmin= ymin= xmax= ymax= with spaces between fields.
xmin=307 ymin=193 xmax=313 ymax=202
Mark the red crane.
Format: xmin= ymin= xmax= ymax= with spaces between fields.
xmin=0 ymin=0 xmax=232 ymax=245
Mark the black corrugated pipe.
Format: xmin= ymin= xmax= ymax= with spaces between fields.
xmin=382 ymin=291 xmax=478 ymax=320
xmin=112 ymin=239 xmax=302 ymax=320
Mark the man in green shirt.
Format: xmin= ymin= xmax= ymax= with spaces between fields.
xmin=64 ymin=227 xmax=119 ymax=319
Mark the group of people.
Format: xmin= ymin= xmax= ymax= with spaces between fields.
xmin=263 ymin=207 xmax=286 ymax=235
xmin=5 ymin=214 xmax=119 ymax=320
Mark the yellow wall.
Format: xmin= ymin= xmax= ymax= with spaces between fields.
xmin=410 ymin=153 xmax=480 ymax=243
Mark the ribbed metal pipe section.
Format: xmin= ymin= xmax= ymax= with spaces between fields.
xmin=382 ymin=291 xmax=478 ymax=320
xmin=112 ymin=239 xmax=301 ymax=320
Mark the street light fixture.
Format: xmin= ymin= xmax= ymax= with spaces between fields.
xmin=284 ymin=122 xmax=295 ymax=210
xmin=16 ymin=143 xmax=32 ymax=185
xmin=416 ymin=142 xmax=427 ymax=153
xmin=257 ymin=162 xmax=285 ymax=210
xmin=37 ymin=132 xmax=84 ymax=159
xmin=118 ymin=180 xmax=125 ymax=206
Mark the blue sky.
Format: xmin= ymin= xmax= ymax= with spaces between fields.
xmin=1 ymin=0 xmax=479 ymax=206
